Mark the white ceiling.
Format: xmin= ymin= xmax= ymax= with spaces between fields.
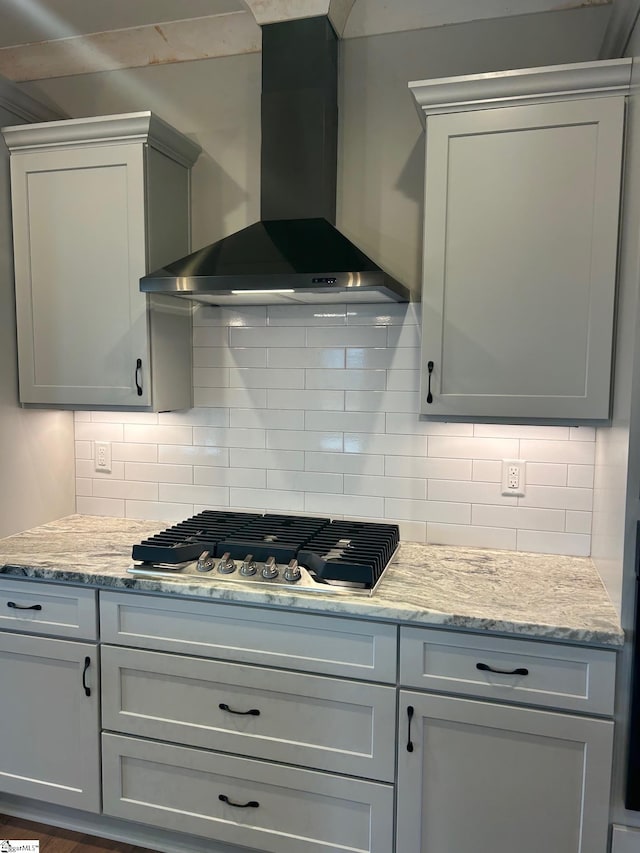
xmin=0 ymin=0 xmax=631 ymax=83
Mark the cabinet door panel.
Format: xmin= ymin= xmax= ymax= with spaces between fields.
xmin=421 ymin=96 xmax=624 ymax=420
xmin=10 ymin=144 xmax=149 ymax=406
xmin=397 ymin=691 xmax=613 ymax=853
xmin=0 ymin=632 xmax=100 ymax=812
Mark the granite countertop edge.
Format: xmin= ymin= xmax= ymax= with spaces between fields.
xmin=0 ymin=515 xmax=625 ymax=649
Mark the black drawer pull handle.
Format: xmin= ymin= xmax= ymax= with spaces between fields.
xmin=407 ymin=704 xmax=414 ymax=752
xmin=82 ymin=656 xmax=91 ymax=697
xmin=7 ymin=601 xmax=42 ymax=611
xmin=426 ymin=360 xmax=434 ymax=404
xmin=476 ymin=662 xmax=529 ymax=676
xmin=219 ymin=794 xmax=259 ymax=809
xmin=219 ymin=703 xmax=260 ymax=717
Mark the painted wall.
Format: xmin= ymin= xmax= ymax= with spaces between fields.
xmin=0 ymin=95 xmax=75 ymax=538
xmin=19 ymin=8 xmax=610 ymax=555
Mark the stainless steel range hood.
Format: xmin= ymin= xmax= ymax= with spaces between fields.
xmin=140 ymin=17 xmax=409 ymax=306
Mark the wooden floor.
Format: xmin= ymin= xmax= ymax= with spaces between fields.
xmin=0 ymin=814 xmax=157 ymax=853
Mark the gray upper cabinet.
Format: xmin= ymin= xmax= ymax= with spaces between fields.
xmin=410 ymin=59 xmax=632 ymax=422
xmin=2 ymin=112 xmax=201 ymax=410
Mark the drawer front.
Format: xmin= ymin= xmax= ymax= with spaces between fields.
xmin=400 ymin=627 xmax=616 ymax=715
xmin=102 ymin=732 xmax=394 ymax=853
xmin=99 ymin=591 xmax=397 ymax=682
xmin=101 ymin=644 xmax=396 ymax=781
xmin=0 ymin=578 xmax=97 ymax=640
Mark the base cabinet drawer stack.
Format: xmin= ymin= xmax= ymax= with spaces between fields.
xmin=99 ymin=591 xmax=397 ymax=853
xmin=397 ymin=627 xmax=617 ymax=853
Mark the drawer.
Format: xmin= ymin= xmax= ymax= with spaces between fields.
xmin=101 ymin=644 xmax=396 ymax=781
xmin=0 ymin=578 xmax=97 ymax=640
xmin=99 ymin=591 xmax=397 ymax=682
xmin=102 ymin=732 xmax=394 ymax=853
xmin=400 ymin=627 xmax=616 ymax=715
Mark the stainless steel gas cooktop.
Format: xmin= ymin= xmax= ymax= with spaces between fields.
xmin=128 ymin=510 xmax=400 ymax=596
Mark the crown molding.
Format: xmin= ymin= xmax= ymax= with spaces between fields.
xmin=409 ymin=58 xmax=633 ymax=120
xmin=0 ymin=75 xmax=63 ymax=123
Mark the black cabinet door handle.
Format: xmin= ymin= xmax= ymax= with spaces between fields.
xmin=476 ymin=662 xmax=529 ymax=676
xmin=219 ymin=702 xmax=260 ymax=717
xmin=135 ymin=358 xmax=143 ymax=396
xmin=406 ymin=704 xmax=414 ymax=752
xmin=82 ymin=656 xmax=91 ymax=696
xmin=426 ymin=361 xmax=434 ymax=404
xmin=7 ymin=601 xmax=42 ymax=611
xmin=219 ymin=794 xmax=259 ymax=809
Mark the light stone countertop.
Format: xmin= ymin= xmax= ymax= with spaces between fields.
xmin=0 ymin=514 xmax=624 ymax=648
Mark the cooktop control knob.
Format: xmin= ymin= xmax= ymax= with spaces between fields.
xmin=217 ymin=552 xmax=236 ymax=574
xmin=196 ymin=551 xmax=215 ymax=572
xmin=262 ymin=556 xmax=279 ymax=579
xmin=284 ymin=559 xmax=301 ymax=582
xmin=240 ymin=555 xmax=257 ymax=576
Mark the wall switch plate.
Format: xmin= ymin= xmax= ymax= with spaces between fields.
xmin=501 ymin=459 xmax=525 ymax=497
xmin=94 ymin=441 xmax=112 ymax=473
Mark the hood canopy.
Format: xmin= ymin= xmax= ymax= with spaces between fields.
xmin=140 ymin=16 xmax=410 ymax=305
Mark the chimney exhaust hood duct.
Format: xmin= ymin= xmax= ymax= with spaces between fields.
xmin=140 ymin=16 xmax=410 ymax=305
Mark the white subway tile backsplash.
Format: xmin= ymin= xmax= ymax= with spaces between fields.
xmin=231 ymin=408 xmax=305 ymax=430
xmin=268 ymin=305 xmax=347 ymax=326
xmin=193 ymin=346 xmax=266 ymax=368
xmin=268 ymin=348 xmax=345 ymax=368
xmin=385 ymin=498 xmax=471 ymax=525
xmin=229 ymin=367 xmax=305 ymax=389
xmin=159 ymin=483 xmax=229 ymax=506
xmin=568 ymin=464 xmax=595 ymax=488
xmin=519 ymin=439 xmax=595 ymax=465
xmin=192 ymin=367 xmax=230 ymax=388
xmin=345 ymin=390 xmax=420 ymax=413
xmin=345 ymin=474 xmax=426 ymax=500
xmin=195 ymin=466 xmax=264 ymax=489
xmin=306 ymin=369 xmax=386 ymax=391
xmin=74 ymin=304 xmax=599 ymax=558
xmin=305 ymin=451 xmax=384 ymax=475
xmin=123 ymin=424 xmax=192 ymax=445
xmin=428 ymin=436 xmax=519 ymax=460
xmin=307 ymin=326 xmax=387 ymax=348
xmin=93 ymin=479 xmax=159 ymax=501
xmin=230 ymin=448 xmax=305 ymax=471
xmin=194 ymin=387 xmax=267 ymax=409
xmin=427 ymin=523 xmax=517 ymax=551
xmin=305 ymin=411 xmax=386 ymax=433
xmin=112 ymin=443 xmax=158 ymax=463
xmin=267 ymin=470 xmax=343 ymax=493
xmin=158 ymin=445 xmax=229 ymax=467
xmin=193 ymin=305 xmax=267 ymax=328
xmin=230 ymin=326 xmax=306 ymax=348
xmin=516 ymin=530 xmax=590 ymax=556
xmin=268 ymin=389 xmax=345 ymax=411
xmin=526 ymin=462 xmax=568 ymax=487
xmin=124 ymin=462 xmax=192 ymax=484
xmin=305 ymin=493 xmax=384 ymax=518
xmin=267 ymin=430 xmax=343 ymax=452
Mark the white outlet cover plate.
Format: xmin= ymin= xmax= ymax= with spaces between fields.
xmin=501 ymin=459 xmax=525 ymax=497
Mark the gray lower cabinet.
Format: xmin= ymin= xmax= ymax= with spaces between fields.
xmin=102 ymin=732 xmax=394 ymax=853
xmin=0 ymin=630 xmax=101 ymax=812
xmin=396 ymin=690 xmax=614 ymax=853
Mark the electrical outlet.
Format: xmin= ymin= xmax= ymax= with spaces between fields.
xmin=501 ymin=459 xmax=525 ymax=497
xmin=95 ymin=441 xmax=112 ymax=473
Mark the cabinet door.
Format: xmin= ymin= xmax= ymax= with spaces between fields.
xmin=10 ymin=143 xmax=150 ymax=406
xmin=397 ymin=690 xmax=613 ymax=853
xmin=421 ymin=96 xmax=624 ymax=420
xmin=0 ymin=631 xmax=100 ymax=812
